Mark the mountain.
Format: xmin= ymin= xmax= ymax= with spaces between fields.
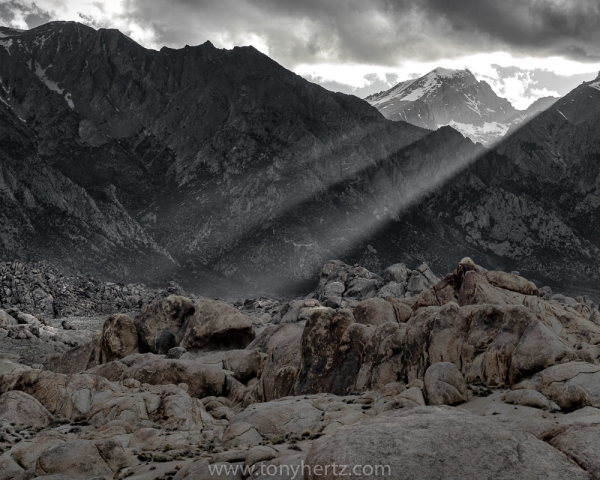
xmin=0 ymin=22 xmax=481 ymax=296
xmin=365 ymin=67 xmax=556 ymax=146
xmin=351 ymin=72 xmax=600 ymax=298
xmin=2 ymin=21 xmax=600 ymax=299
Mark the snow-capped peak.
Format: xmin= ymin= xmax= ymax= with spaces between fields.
xmin=588 ymin=72 xmax=600 ymax=91
xmin=429 ymin=67 xmax=472 ymax=79
xmin=366 ymin=67 xmax=475 ymax=106
xmin=366 ymin=66 xmax=523 ymax=146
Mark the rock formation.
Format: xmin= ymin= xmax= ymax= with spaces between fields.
xmin=0 ymin=258 xmax=599 ymax=478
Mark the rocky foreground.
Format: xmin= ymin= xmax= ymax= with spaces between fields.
xmin=1 ymin=258 xmax=600 ymax=479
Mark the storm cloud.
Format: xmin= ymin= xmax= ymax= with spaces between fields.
xmin=119 ymin=0 xmax=600 ymax=65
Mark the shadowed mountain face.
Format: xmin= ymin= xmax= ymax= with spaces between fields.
xmin=0 ymin=22 xmax=483 ymax=296
xmin=1 ymin=21 xmax=599 ymax=298
xmin=366 ymin=68 xmax=557 ymax=146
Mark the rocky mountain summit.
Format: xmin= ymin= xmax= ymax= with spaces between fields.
xmin=366 ymin=67 xmax=557 ymax=145
xmin=1 ymin=257 xmax=600 ymax=478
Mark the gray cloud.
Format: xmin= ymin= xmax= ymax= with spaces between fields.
xmin=3 ymin=1 xmax=599 ymax=66
xmin=0 ymin=0 xmax=52 ymax=28
xmin=119 ymin=0 xmax=600 ymax=67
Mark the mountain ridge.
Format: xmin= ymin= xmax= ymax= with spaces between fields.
xmin=2 ymin=21 xmax=600 ymax=298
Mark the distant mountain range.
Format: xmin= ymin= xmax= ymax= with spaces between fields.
xmin=366 ymin=68 xmax=558 ymax=146
xmin=1 ymin=21 xmax=600 ymax=299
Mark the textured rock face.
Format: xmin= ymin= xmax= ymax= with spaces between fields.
xmin=99 ymin=314 xmax=138 ymax=363
xmin=294 ymin=308 xmax=359 ymax=395
xmin=304 ymin=407 xmax=589 ymax=480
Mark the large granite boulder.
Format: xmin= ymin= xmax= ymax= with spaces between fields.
xmin=99 ymin=314 xmax=138 ymax=363
xmin=0 ymin=390 xmax=53 ymax=427
xmin=424 ymin=362 xmax=468 ymax=406
xmin=180 ymin=299 xmax=255 ymax=352
xmin=514 ymin=361 xmax=600 ymax=412
xmin=248 ymin=323 xmax=303 ymax=402
xmin=294 ymin=308 xmax=362 ymax=396
xmin=34 ymin=439 xmax=127 ymax=479
xmin=134 ymin=295 xmax=195 ymax=354
xmin=304 ymin=407 xmax=589 ymax=479
xmin=353 ymin=298 xmax=397 ymax=327
xmin=118 ymin=355 xmax=238 ymax=400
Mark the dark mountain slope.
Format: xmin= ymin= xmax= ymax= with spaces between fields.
xmin=0 ymin=22 xmax=483 ymax=295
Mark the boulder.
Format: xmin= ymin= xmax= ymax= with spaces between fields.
xmin=280 ymin=299 xmax=323 ymax=324
xmin=128 ymin=428 xmax=165 ymax=451
xmin=34 ymin=439 xmax=127 ymax=479
xmin=376 ymin=282 xmax=405 ymax=298
xmin=249 ymin=323 xmax=303 ymax=401
xmin=304 ymin=407 xmax=589 ymax=480
xmin=514 ymin=362 xmax=600 ymax=412
xmin=120 ymin=355 xmax=233 ymax=400
xmin=180 ymin=299 xmax=255 ymax=352
xmin=315 ymin=260 xmax=382 ymax=302
xmin=0 ymin=432 xmax=65 ymax=479
xmin=221 ymin=349 xmax=267 ymax=382
xmin=9 ymin=309 xmax=42 ymax=327
xmin=0 ymin=310 xmax=17 ymax=328
xmin=502 ymin=389 xmax=553 ymax=410
xmin=245 ymin=445 xmax=278 ymax=468
xmin=167 ymin=346 xmax=188 ymax=359
xmin=0 ymin=390 xmax=53 ymax=427
xmin=590 ymin=309 xmax=600 ymax=326
xmin=43 ymin=338 xmax=100 ymax=375
xmin=406 ymin=263 xmax=439 ymax=295
xmin=344 ymin=277 xmax=380 ymax=300
xmin=383 ymin=298 xmax=413 ymax=323
xmin=230 ymin=398 xmax=324 ymax=439
xmin=221 ymin=422 xmax=263 ymax=448
xmin=0 ymin=358 xmax=31 ymax=377
xmin=549 ymin=424 xmax=600 ymax=479
xmin=383 ymin=263 xmax=410 ymax=284
xmin=134 ymin=295 xmax=195 ymax=354
xmin=394 ymin=387 xmax=426 ymax=408
xmin=424 ymin=362 xmax=468 ymax=406
xmin=99 ymin=314 xmax=138 ymax=363
xmin=294 ymin=308 xmax=360 ymax=395
xmin=353 ymin=298 xmax=397 ymax=327
xmin=484 ymin=270 xmax=539 ymax=296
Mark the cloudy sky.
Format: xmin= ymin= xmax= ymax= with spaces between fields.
xmin=2 ymin=0 xmax=600 ymax=109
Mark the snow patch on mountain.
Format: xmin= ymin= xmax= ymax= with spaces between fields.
xmin=34 ymin=62 xmax=63 ymax=94
xmin=440 ymin=120 xmax=511 ymax=144
xmin=33 ymin=61 xmax=75 ymax=109
xmin=0 ymin=39 xmax=13 ymax=53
